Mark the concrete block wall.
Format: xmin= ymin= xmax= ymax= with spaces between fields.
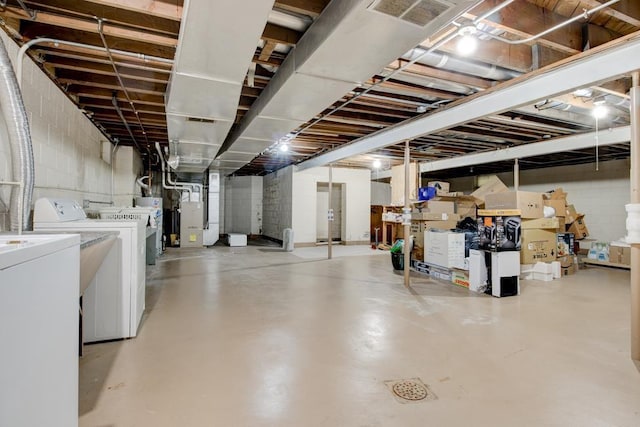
xmin=445 ymin=158 xmax=630 ymax=243
xmin=262 ymin=166 xmax=293 ymax=241
xmin=224 ymin=175 xmax=263 ymax=235
xmin=0 ymin=32 xmax=141 ymax=229
xmin=293 ymin=166 xmax=370 ymax=245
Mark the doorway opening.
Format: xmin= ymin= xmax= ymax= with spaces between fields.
xmin=316 ymin=182 xmax=343 ymax=244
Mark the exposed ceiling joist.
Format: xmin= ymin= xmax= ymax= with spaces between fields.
xmin=84 ymin=0 xmax=183 ymax=21
xmin=420 ymin=126 xmax=630 ymax=173
xmin=297 ymin=32 xmax=640 ymax=170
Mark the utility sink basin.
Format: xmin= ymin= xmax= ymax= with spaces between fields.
xmin=79 ymin=233 xmax=117 ymax=295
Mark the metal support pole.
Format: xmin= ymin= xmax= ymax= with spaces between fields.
xmin=514 ymin=158 xmax=520 ymax=190
xmin=328 ymin=164 xmax=333 ymax=260
xmin=403 ymin=140 xmax=411 ymax=287
xmin=630 ymin=72 xmax=640 ymax=362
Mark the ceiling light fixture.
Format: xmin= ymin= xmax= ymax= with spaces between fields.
xmin=372 ymin=159 xmax=381 ymax=169
xmin=456 ymin=25 xmax=478 ymax=56
xmin=279 ymin=143 xmax=289 ymax=153
xmin=416 ymin=105 xmax=427 ymax=113
xmin=592 ymin=101 xmax=608 ymax=119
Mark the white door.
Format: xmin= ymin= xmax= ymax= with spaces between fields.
xmin=316 ymin=183 xmax=342 ymax=243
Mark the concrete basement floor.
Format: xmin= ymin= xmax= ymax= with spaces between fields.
xmin=79 ymin=244 xmax=640 ymax=427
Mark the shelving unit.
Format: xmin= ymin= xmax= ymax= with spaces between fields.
xmin=582 ymin=258 xmax=630 ymax=270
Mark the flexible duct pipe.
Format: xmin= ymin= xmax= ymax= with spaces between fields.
xmin=0 ymin=36 xmax=34 ymax=232
xmin=401 ymin=48 xmax=520 ymax=81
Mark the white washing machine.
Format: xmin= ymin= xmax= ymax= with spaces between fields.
xmin=0 ymin=233 xmax=80 ymax=427
xmin=34 ymin=198 xmax=146 ymax=342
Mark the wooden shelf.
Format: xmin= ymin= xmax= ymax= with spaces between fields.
xmin=582 ymin=258 xmax=630 ymax=270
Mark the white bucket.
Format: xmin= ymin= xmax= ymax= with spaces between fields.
xmin=283 ymin=228 xmax=294 ymax=252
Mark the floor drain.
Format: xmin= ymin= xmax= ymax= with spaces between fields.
xmin=384 ymin=378 xmax=436 ymax=404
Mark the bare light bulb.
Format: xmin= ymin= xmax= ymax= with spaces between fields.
xmin=279 ymin=143 xmax=289 ymax=153
xmin=592 ymin=104 xmax=608 ymax=119
xmin=456 ymin=26 xmax=478 ymax=56
xmin=373 ymin=159 xmax=381 ymax=169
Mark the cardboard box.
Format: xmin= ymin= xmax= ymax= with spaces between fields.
xmin=470 ymin=176 xmax=509 ymax=206
xmin=564 ymin=205 xmax=580 ymax=224
xmin=567 ymin=216 xmax=589 ymax=239
xmin=609 ymin=243 xmax=631 ymax=266
xmin=451 ymin=269 xmax=470 ymax=288
xmin=424 ymin=230 xmax=466 ymax=268
xmin=562 ymin=263 xmax=577 ymax=276
xmin=427 ymin=181 xmax=450 ymax=195
xmin=521 ymin=229 xmax=557 ymax=264
xmin=557 ymin=233 xmax=575 ymax=257
xmin=557 ymin=217 xmax=566 ymax=233
xmin=548 ymin=187 xmax=568 ymax=201
xmin=477 ymin=213 xmax=521 ymax=252
xmin=410 ymin=219 xmax=459 ymax=247
xmin=485 ymin=191 xmax=544 ymax=219
xmin=544 ymin=199 xmax=565 ymax=217
xmin=521 ymin=217 xmax=560 ymax=229
xmin=411 ymin=212 xmax=460 ymax=221
xmin=391 ymin=163 xmax=417 ymax=206
xmin=424 ymin=200 xmax=455 ymax=214
xmin=456 ymin=201 xmax=477 ymax=219
xmin=557 ymin=255 xmax=573 ymax=268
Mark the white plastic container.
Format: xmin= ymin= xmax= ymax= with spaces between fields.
xmin=228 ymin=233 xmax=247 ymax=247
xmin=283 ymin=228 xmax=294 ymax=252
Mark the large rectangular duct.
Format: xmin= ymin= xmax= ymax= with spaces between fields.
xmin=216 ymin=0 xmax=481 ymax=174
xmin=165 ymin=0 xmax=275 ymax=173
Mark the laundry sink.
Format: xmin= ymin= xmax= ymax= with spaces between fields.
xmin=79 ymin=233 xmax=117 ymax=295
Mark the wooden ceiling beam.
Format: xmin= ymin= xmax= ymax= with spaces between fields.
xmin=580 ymin=0 xmax=640 ymax=27
xmin=258 ymin=41 xmax=277 ymax=62
xmin=339 ymin=103 xmax=415 ymax=119
xmin=101 ymin=120 xmax=167 ymax=130
xmin=38 ymin=47 xmax=173 ymax=71
xmin=20 ymin=23 xmax=176 ymax=59
xmin=262 ymin=23 xmax=301 ymax=46
xmin=320 ymin=110 xmax=400 ymax=126
xmin=274 ymin=0 xmax=327 ymax=18
xmin=464 ymin=0 xmax=582 ymax=55
xmin=46 ymin=57 xmax=169 ymax=83
xmin=57 ymin=74 xmax=166 ymax=96
xmin=2 ymin=6 xmax=177 ymax=47
xmin=84 ymin=0 xmax=183 ymax=21
xmin=79 ymin=98 xmax=166 ymax=115
xmin=55 ymin=69 xmax=166 ymax=90
xmin=371 ymin=79 xmax=460 ymax=100
xmin=67 ymin=86 xmax=165 ymax=105
xmin=92 ymin=113 xmax=166 ymax=126
xmin=15 ymin=0 xmax=180 ymax=34
xmin=389 ymin=61 xmax=494 ymax=90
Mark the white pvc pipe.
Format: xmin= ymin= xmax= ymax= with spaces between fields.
xmin=166 ymin=171 xmax=202 ymax=202
xmin=154 ymin=142 xmax=192 ymax=198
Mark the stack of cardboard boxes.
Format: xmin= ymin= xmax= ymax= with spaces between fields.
xmin=400 ymin=177 xmax=592 ymax=283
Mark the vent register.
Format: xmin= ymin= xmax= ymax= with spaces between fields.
xmin=369 ymin=0 xmax=451 ymax=27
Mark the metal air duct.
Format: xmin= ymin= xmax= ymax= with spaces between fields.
xmin=216 ymin=0 xmax=482 ymax=174
xmin=164 ymin=0 xmax=275 ymax=173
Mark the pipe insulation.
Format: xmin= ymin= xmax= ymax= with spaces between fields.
xmin=0 ymin=36 xmax=34 ymax=232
